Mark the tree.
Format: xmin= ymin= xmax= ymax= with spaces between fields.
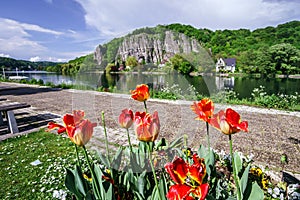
xmin=125 ymin=56 xmax=138 ymax=68
xmin=268 ymin=43 xmax=300 ymax=75
xmin=169 ymin=54 xmax=195 ymax=74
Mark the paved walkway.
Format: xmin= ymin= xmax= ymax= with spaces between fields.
xmin=0 ymin=82 xmax=299 ymax=176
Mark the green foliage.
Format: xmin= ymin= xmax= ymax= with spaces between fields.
xmin=0 ymin=130 xmax=75 ymax=199
xmin=46 ymin=54 xmax=97 ymax=75
xmin=0 ymin=57 xmax=59 ymax=71
xmin=148 ymin=83 xmax=300 ymax=111
xmin=250 ymin=86 xmax=300 ymax=109
xmin=169 ymin=54 xmax=195 ymax=74
xmin=166 ymin=21 xmax=300 ymax=75
xmin=105 ymin=63 xmax=117 ymax=73
xmin=125 ymin=56 xmax=138 ymax=68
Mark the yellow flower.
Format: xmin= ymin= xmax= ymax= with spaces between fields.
xmin=83 ymin=173 xmax=92 ymax=182
xmin=250 ymin=166 xmax=263 ymax=177
xmin=261 ymin=177 xmax=269 ymax=189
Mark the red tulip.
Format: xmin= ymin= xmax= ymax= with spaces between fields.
xmin=188 ymin=154 xmax=207 ymax=185
xmin=165 ymin=154 xmax=209 ymax=200
xmin=192 ymin=183 xmax=210 ymax=200
xmin=165 ymin=157 xmax=189 ymax=184
xmin=118 ymin=109 xmax=134 ymax=129
xmin=131 ymin=84 xmax=150 ymax=102
xmin=47 ymin=122 xmax=66 ymax=134
xmin=210 ymin=108 xmax=248 ymax=135
xmin=47 ymin=110 xmax=97 ymax=146
xmin=166 ymin=184 xmax=193 ymax=200
xmin=190 ymin=98 xmax=214 ymax=122
xmin=134 ymin=111 xmax=160 ymax=142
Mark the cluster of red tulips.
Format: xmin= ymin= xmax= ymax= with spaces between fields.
xmin=47 ymin=83 xmax=251 ymax=200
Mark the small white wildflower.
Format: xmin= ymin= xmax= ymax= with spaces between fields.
xmin=268 ymin=188 xmax=273 ymax=194
xmin=274 ymin=187 xmax=280 ymax=195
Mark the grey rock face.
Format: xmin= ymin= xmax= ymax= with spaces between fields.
xmin=94 ymin=30 xmax=203 ymax=66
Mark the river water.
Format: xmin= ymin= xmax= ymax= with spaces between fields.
xmin=4 ymin=71 xmax=300 ymax=99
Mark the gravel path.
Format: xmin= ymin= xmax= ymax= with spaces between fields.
xmin=1 ymin=82 xmax=299 ymax=174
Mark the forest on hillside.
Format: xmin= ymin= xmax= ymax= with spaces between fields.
xmin=166 ymin=21 xmax=300 ymax=75
xmin=95 ymin=21 xmax=300 ymax=76
xmin=0 ymin=57 xmax=59 ymax=71
xmin=45 ymin=54 xmax=97 ymax=75
xmin=1 ymin=21 xmax=300 ymax=76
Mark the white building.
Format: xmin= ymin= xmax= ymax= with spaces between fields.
xmin=216 ymin=58 xmax=236 ymax=73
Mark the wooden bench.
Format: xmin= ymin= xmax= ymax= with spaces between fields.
xmin=0 ymin=103 xmax=31 ymax=134
xmin=0 ymin=98 xmax=7 ymax=101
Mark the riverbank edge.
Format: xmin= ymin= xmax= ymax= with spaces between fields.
xmin=1 ymin=81 xmax=300 ymax=118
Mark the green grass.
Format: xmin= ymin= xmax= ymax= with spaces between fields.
xmin=0 ymin=129 xmax=79 ymax=199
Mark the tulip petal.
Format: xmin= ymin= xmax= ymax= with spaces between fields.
xmin=226 ymin=108 xmax=249 ymax=133
xmin=73 ymin=110 xmax=85 ymax=122
xmin=189 ymin=154 xmax=206 ymax=185
xmin=226 ymin=108 xmax=241 ymax=125
xmin=131 ymin=84 xmax=150 ymax=102
xmin=47 ymin=122 xmax=66 ymax=134
xmin=210 ymin=109 xmax=248 ymax=135
xmin=134 ymin=111 xmax=160 ymax=142
xmin=63 ymin=114 xmax=75 ymax=127
xmin=166 ymin=184 xmax=193 ymax=200
xmin=165 ymin=157 xmax=188 ymax=184
xmin=191 ymin=99 xmax=214 ymax=122
xmin=192 ymin=183 xmax=209 ymax=200
xmin=119 ymin=109 xmax=134 ymax=129
xmin=209 ymin=110 xmax=224 ymax=131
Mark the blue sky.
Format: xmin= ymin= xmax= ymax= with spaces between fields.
xmin=0 ymin=0 xmax=299 ymax=62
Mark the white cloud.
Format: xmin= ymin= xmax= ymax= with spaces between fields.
xmin=19 ymin=22 xmax=63 ymax=35
xmin=29 ymin=56 xmax=41 ymax=62
xmin=75 ymin=0 xmax=300 ymax=38
xmin=1 ymin=18 xmax=62 ymax=36
xmin=0 ymin=53 xmax=10 ymax=58
xmin=0 ymin=18 xmax=67 ymax=60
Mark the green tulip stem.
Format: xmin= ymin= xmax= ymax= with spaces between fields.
xmin=206 ymin=122 xmax=210 ymax=150
xmin=102 ymin=111 xmax=111 ymax=162
xmin=229 ymin=135 xmax=241 ymax=200
xmin=126 ymin=128 xmax=133 ymax=153
xmin=83 ymin=145 xmax=101 ymax=198
xmin=147 ymin=144 xmax=162 ymax=200
xmin=144 ymin=101 xmax=148 ymax=113
xmin=74 ymin=144 xmax=81 ymax=166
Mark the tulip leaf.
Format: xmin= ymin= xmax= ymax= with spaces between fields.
xmin=65 ymin=167 xmax=84 ymax=199
xmin=111 ymin=147 xmax=123 ymax=170
xmin=74 ymin=165 xmax=87 ymax=197
xmin=197 ymin=144 xmax=207 ymax=158
xmin=226 ymin=196 xmax=237 ymax=200
xmin=246 ymin=182 xmax=264 ymax=200
xmin=158 ymin=173 xmax=168 ymax=198
xmin=137 ymin=172 xmax=146 ymax=198
xmin=98 ymin=151 xmax=110 ymax=168
xmin=93 ymin=164 xmax=105 ymax=198
xmin=169 ymin=136 xmax=183 ymax=148
xmin=155 ymin=138 xmax=166 ymax=149
xmin=240 ymin=165 xmax=250 ymax=195
xmin=105 ymin=183 xmax=114 ymax=200
xmin=234 ymin=152 xmax=243 ymax=174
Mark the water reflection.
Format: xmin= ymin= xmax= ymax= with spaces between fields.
xmin=215 ymin=76 xmax=235 ymax=90
xmin=6 ymin=71 xmax=299 ymax=99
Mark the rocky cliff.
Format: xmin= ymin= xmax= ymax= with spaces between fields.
xmin=94 ymin=29 xmax=204 ymax=67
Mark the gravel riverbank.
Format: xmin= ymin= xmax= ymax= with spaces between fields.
xmin=1 ymin=82 xmax=299 ymax=175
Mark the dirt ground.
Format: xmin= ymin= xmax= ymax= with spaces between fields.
xmin=0 ymin=82 xmax=299 ymax=176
